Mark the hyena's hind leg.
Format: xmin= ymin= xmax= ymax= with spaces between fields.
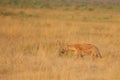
xmin=96 ymin=52 xmax=102 ymax=58
xmin=91 ymin=49 xmax=102 ymax=60
xmin=95 ymin=48 xmax=102 ymax=58
xmin=97 ymin=50 xmax=102 ymax=58
xmin=90 ymin=50 xmax=98 ymax=60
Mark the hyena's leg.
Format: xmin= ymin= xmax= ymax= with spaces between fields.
xmin=92 ymin=48 xmax=102 ymax=59
xmin=91 ymin=50 xmax=96 ymax=60
xmin=93 ymin=47 xmax=102 ymax=58
xmin=76 ymin=50 xmax=83 ymax=59
xmin=97 ymin=51 xmax=102 ymax=58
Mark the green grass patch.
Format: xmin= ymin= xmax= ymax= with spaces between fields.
xmin=0 ymin=11 xmax=38 ymax=17
xmin=0 ymin=0 xmax=120 ymax=11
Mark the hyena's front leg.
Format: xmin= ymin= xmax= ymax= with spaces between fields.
xmin=76 ymin=50 xmax=83 ymax=58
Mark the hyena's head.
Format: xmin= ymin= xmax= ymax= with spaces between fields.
xmin=59 ymin=48 xmax=66 ymax=56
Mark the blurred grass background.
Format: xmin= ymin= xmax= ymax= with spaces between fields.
xmin=0 ymin=0 xmax=120 ymax=80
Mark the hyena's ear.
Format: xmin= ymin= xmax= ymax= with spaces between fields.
xmin=56 ymin=40 xmax=65 ymax=47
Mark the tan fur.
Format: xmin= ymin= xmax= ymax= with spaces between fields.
xmin=59 ymin=44 xmax=102 ymax=59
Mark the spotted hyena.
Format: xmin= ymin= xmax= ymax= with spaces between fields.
xmin=59 ymin=44 xmax=102 ymax=59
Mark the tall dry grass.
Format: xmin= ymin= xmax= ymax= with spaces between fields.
xmin=0 ymin=7 xmax=120 ymax=80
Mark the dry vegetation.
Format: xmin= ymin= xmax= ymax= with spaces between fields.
xmin=0 ymin=6 xmax=120 ymax=80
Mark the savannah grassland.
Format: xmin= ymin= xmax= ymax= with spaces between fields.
xmin=0 ymin=4 xmax=120 ymax=80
